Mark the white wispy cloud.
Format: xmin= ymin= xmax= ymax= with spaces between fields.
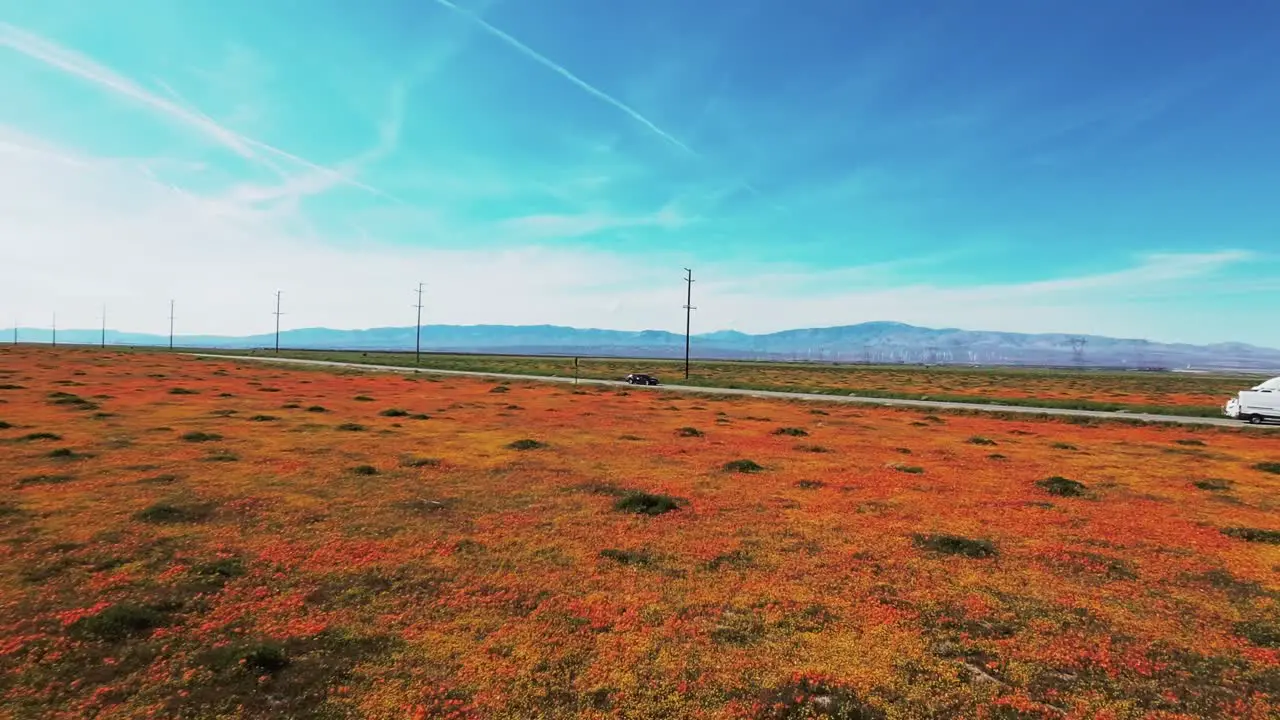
xmin=498 ymin=204 xmax=690 ymax=240
xmin=222 ymin=81 xmax=410 ymax=208
xmin=0 ymin=21 xmax=381 ymax=197
xmin=431 ymin=0 xmax=697 ymax=156
xmin=0 ymin=22 xmax=259 ymax=158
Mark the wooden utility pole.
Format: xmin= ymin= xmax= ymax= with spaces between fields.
xmin=51 ymin=313 xmax=56 ymax=347
xmin=683 ymin=268 xmax=696 ymax=380
xmin=414 ymin=282 xmax=424 ymax=365
xmin=169 ymin=300 xmax=176 ymax=350
xmin=273 ymin=291 xmax=283 ymax=354
xmin=101 ymin=304 xmax=106 ymax=348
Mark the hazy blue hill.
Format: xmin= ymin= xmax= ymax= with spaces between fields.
xmin=7 ymin=322 xmax=1280 ymax=370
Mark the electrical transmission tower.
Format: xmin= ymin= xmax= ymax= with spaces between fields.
xmin=683 ymin=268 xmax=696 ymax=380
xmin=169 ymin=300 xmax=176 ymax=350
xmin=273 ymin=291 xmax=284 ymax=354
xmin=414 ymin=282 xmax=425 ymax=365
xmin=1069 ymin=337 xmax=1086 ymax=364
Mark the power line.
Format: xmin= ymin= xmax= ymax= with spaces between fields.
xmin=414 ymin=282 xmax=425 ymax=365
xmin=683 ymin=268 xmax=696 ymax=380
xmin=273 ymin=291 xmax=284 ymax=354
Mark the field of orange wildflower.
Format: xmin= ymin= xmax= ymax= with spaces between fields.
xmin=1 ymin=347 xmax=1278 ymax=719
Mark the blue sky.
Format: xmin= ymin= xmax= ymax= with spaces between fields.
xmin=1 ymin=0 xmax=1278 ymax=345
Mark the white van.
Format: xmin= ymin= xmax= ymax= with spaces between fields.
xmin=1224 ymin=376 xmax=1280 ymax=424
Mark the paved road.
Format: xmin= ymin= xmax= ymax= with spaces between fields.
xmin=190 ymin=353 xmax=1273 ymax=430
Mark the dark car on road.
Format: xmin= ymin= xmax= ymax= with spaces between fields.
xmin=624 ymin=373 xmax=660 ymax=386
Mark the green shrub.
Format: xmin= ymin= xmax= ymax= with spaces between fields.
xmin=1221 ymin=527 xmax=1280 ymax=544
xmin=1175 ymin=438 xmax=1206 ymax=447
xmin=1037 ymin=476 xmax=1087 ymax=497
xmin=1051 ymin=442 xmax=1079 ymax=451
xmin=20 ymin=432 xmax=61 ymax=441
xmin=1236 ymin=619 xmax=1280 ymax=648
xmin=192 ymin=557 xmax=246 ymax=581
xmin=913 ymin=533 xmax=997 ymax=559
xmin=400 ymin=455 xmax=441 ymax=468
xmin=1194 ymin=479 xmax=1232 ymax=491
xmin=709 ymin=608 xmax=765 ymax=645
xmin=723 ymin=459 xmax=764 ymax=473
xmin=135 ymin=502 xmax=212 ymax=524
xmin=889 ymin=463 xmax=924 ymax=474
xmin=181 ymin=431 xmax=222 ymax=442
xmin=354 ymin=395 xmax=374 ymax=402
xmin=773 ymin=427 xmax=809 ymax=437
xmin=349 ymin=465 xmax=378 ymax=476
xmin=169 ymin=388 xmax=198 ymax=395
xmin=1254 ymin=462 xmax=1280 ymax=475
xmin=675 ymin=427 xmax=703 ymax=437
xmin=613 ymin=492 xmax=681 ymax=516
xmin=248 ymin=415 xmax=278 ymax=422
xmin=507 ymin=439 xmax=546 ymax=450
xmin=336 ymin=423 xmax=366 ymax=432
xmin=599 ymin=548 xmax=654 ymax=566
xmin=795 ymin=480 xmax=825 ymax=489
xmin=70 ymin=603 xmax=165 ymax=641
xmin=240 ymin=642 xmax=290 ymax=673
xmin=379 ymin=408 xmax=410 ymax=417
xmin=967 ymin=436 xmax=997 ymax=446
xmin=306 ymin=405 xmax=327 ymax=413
xmin=48 ymin=392 xmax=98 ymax=410
xmin=16 ymin=474 xmax=75 ymax=486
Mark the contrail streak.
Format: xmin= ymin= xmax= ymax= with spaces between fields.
xmin=432 ymin=0 xmax=696 ymax=156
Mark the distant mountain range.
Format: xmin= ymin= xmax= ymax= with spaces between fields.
xmin=7 ymin=321 xmax=1280 ymax=370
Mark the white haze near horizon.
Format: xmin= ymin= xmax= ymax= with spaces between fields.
xmin=2 ymin=126 xmax=1278 ymax=349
